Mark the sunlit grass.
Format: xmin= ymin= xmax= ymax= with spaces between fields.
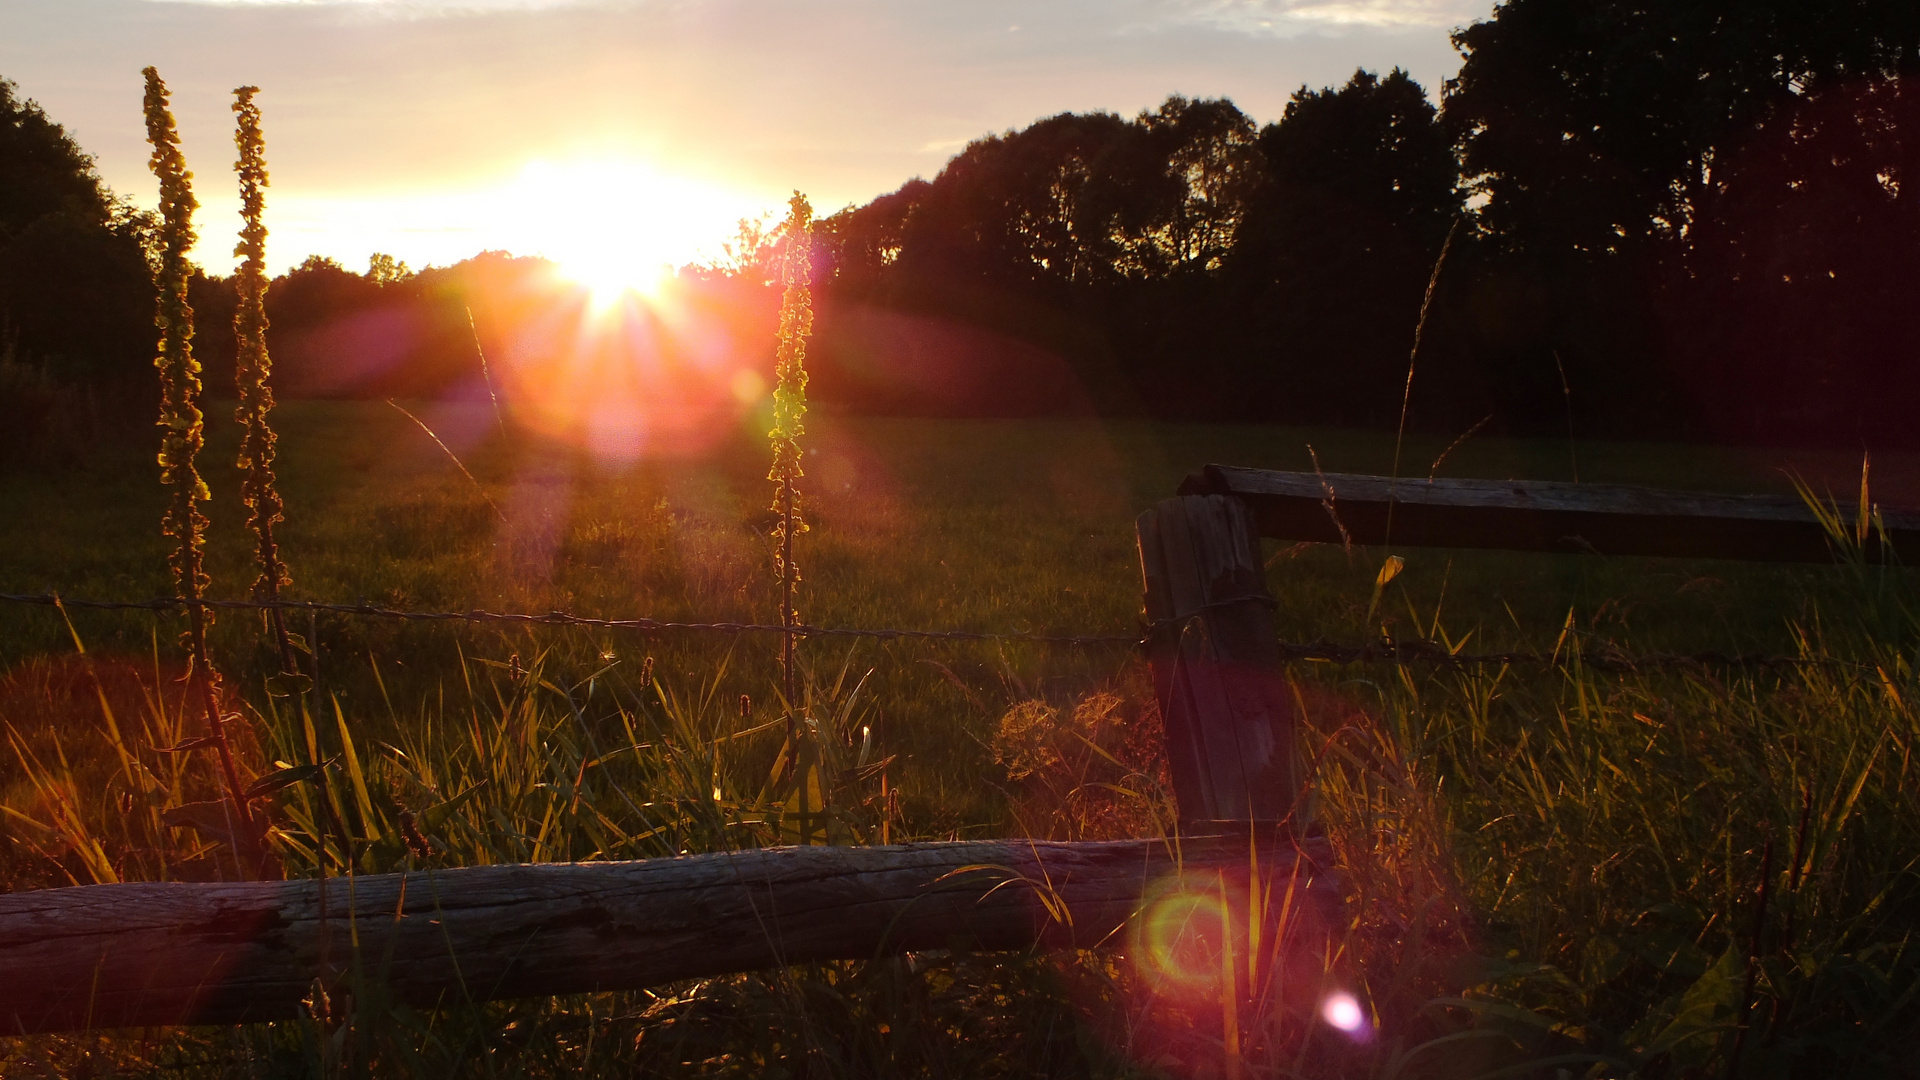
xmin=2 ymin=404 xmax=1917 ymax=1076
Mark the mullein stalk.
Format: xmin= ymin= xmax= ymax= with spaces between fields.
xmin=143 ymin=67 xmax=259 ymax=870
xmin=231 ymin=85 xmax=295 ymax=676
xmin=769 ymin=193 xmax=814 ymax=837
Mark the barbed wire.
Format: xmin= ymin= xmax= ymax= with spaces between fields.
xmin=0 ymin=591 xmax=1864 ymax=671
xmin=0 ymin=593 xmax=1142 ymax=647
xmin=1270 ymin=636 xmax=1863 ymax=672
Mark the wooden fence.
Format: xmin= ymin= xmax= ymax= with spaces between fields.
xmin=4 ymin=467 xmax=1907 ymax=1035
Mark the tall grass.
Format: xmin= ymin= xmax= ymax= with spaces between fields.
xmin=6 ymin=489 xmax=1915 ymax=1075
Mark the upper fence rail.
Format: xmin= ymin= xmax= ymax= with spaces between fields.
xmin=1183 ymin=465 xmax=1920 ymax=563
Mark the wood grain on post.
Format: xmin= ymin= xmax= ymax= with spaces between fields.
xmin=1137 ymin=495 xmax=1301 ymax=828
xmin=0 ymin=835 xmax=1329 ymax=1035
xmin=1182 ymin=466 xmax=1920 ymax=563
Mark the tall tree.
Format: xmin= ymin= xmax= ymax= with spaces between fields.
xmin=1226 ymin=69 xmax=1460 ymax=425
xmin=899 ymin=111 xmax=1136 ymax=291
xmin=0 ymin=77 xmax=112 ymax=233
xmin=1445 ymin=0 xmax=1920 ymax=444
xmin=1448 ymin=0 xmax=1920 ymax=255
xmin=1677 ymin=74 xmax=1920 ymax=442
xmin=815 ymin=179 xmax=929 ymax=296
xmin=0 ymin=77 xmax=152 ymax=386
xmin=1093 ymin=96 xmax=1262 ymax=280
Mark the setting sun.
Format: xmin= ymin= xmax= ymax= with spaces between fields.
xmin=500 ymin=158 xmax=770 ymax=306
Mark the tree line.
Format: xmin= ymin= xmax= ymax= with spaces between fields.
xmin=5 ymin=0 xmax=1920 ymax=457
xmin=808 ymin=0 xmax=1920 ymax=446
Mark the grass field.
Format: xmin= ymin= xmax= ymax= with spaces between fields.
xmin=2 ymin=402 xmax=1917 ymax=1077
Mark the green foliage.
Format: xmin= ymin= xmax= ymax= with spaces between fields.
xmin=366 ymin=252 xmax=411 ymax=285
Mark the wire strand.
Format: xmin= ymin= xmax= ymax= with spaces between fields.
xmin=0 ymin=592 xmax=1861 ymax=671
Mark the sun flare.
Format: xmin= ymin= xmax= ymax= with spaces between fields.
xmin=472 ymin=161 xmax=783 ymax=464
xmin=501 ymin=158 xmax=766 ymax=306
xmin=557 ymin=249 xmax=673 ymax=309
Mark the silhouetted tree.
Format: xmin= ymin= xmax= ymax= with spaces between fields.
xmin=1 ymin=211 xmax=154 ymax=379
xmin=1442 ymin=0 xmax=1920 ymax=444
xmin=0 ymin=77 xmax=154 ymax=383
xmin=898 ymin=110 xmax=1135 ymax=292
xmin=815 ymin=179 xmax=928 ymax=295
xmin=1223 ymin=69 xmax=1458 ymax=424
xmin=0 ymin=78 xmax=114 ymax=232
xmin=1092 ymin=96 xmax=1262 ymax=280
xmin=1677 ymin=75 xmax=1920 ymax=442
xmin=0 ymin=77 xmax=156 ymax=464
xmin=1449 ymin=0 xmax=1920 ymax=258
xmin=367 ymin=251 xmax=412 ymax=285
xmin=812 ymin=99 xmax=1269 ymax=417
xmin=189 ymin=271 xmax=238 ymax=397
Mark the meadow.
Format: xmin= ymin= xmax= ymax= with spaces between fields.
xmin=1 ymin=401 xmax=1916 ymax=1078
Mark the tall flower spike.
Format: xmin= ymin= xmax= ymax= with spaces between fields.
xmin=769 ymin=193 xmax=815 ymax=840
xmin=231 ymin=85 xmax=295 ymax=673
xmin=144 ymin=68 xmax=262 ymax=872
xmin=143 ymin=67 xmax=208 ymax=604
xmin=769 ymin=193 xmax=814 ymax=702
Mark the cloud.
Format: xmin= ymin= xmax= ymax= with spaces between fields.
xmin=1171 ymin=0 xmax=1487 ymax=33
xmin=142 ymin=0 xmax=627 ymax=12
xmin=143 ymin=0 xmax=1485 ymax=34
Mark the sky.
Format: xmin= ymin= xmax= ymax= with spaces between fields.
xmin=1 ymin=0 xmax=1487 ymax=280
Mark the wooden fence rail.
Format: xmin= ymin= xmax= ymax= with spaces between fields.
xmin=1182 ymin=466 xmax=1920 ymax=562
xmin=1 ymin=835 xmax=1331 ymax=1036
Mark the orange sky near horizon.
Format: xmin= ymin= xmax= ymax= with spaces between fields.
xmin=1 ymin=0 xmax=1484 ymax=279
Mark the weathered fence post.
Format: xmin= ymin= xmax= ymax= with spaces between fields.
xmin=1137 ymin=495 xmax=1301 ymax=830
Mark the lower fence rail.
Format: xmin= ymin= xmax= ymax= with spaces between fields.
xmin=1 ymin=834 xmax=1333 ymax=1035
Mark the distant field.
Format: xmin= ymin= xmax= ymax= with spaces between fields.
xmin=3 ymin=400 xmax=1907 ymax=638
xmin=1 ymin=402 xmax=1911 ymax=819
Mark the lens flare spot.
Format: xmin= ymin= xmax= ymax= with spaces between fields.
xmin=731 ymin=368 xmax=768 ymax=405
xmin=1139 ymin=891 xmax=1233 ymax=989
xmin=1322 ymin=991 xmax=1369 ymax=1037
xmin=484 ymin=269 xmax=769 ymax=464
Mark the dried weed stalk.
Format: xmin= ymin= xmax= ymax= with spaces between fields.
xmin=143 ymin=67 xmax=260 ymax=871
xmin=231 ymin=85 xmax=295 ymax=674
